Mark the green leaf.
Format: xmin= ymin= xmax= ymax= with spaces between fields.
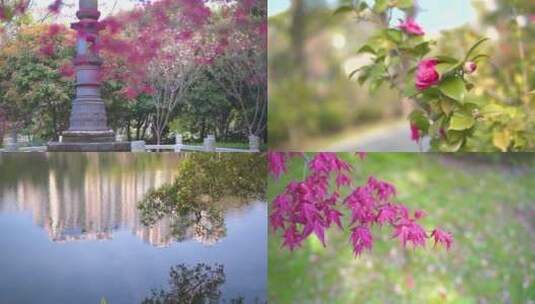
xmin=357 ymin=44 xmax=376 ymax=55
xmin=492 ymin=130 xmax=511 ymax=152
xmin=465 ymin=37 xmax=489 ymax=61
xmin=333 ymin=5 xmax=354 ymax=16
xmin=368 ymin=63 xmax=385 ymax=80
xmin=373 ymin=0 xmax=389 ymax=13
xmin=440 ymin=99 xmax=455 ymax=115
xmin=435 ymin=62 xmax=457 ymax=75
xmin=409 ymin=110 xmax=429 ymax=132
xmin=348 ymin=68 xmax=362 ymax=79
xmin=449 ymin=112 xmax=475 ymax=131
xmin=439 ymin=77 xmax=466 ymax=102
xmin=429 ymin=116 xmax=445 ymax=137
xmin=397 ymin=0 xmax=414 ymax=9
xmin=403 ymin=82 xmax=417 ymax=97
xmin=513 ymin=133 xmax=527 ymax=150
xmin=435 ymin=56 xmax=459 ymax=64
xmin=480 ymin=103 xmax=505 ymax=118
xmin=369 ymin=78 xmax=384 ymax=94
xmin=439 ymin=138 xmax=464 ymax=152
xmin=446 ymin=130 xmax=465 ymax=143
xmin=471 ymin=54 xmax=489 ymax=63
xmin=384 ymin=29 xmax=402 ymax=43
xmin=411 ymin=42 xmax=431 ymax=57
xmin=421 ymin=87 xmax=442 ymax=100
xmin=464 ymin=93 xmax=487 ymax=108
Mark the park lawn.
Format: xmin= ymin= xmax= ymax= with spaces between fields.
xmin=215 ymin=141 xmax=267 ymax=151
xmin=215 ymin=142 xmax=250 ymax=149
xmin=268 ymin=153 xmax=535 ymax=304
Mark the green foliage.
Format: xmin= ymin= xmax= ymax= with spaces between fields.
xmin=102 ymin=81 xmax=156 ymax=141
xmin=138 ymin=153 xmax=266 ymax=225
xmin=337 ymin=0 xmax=534 ymax=151
xmin=0 ymin=24 xmax=74 ymax=140
xmin=170 ymin=66 xmax=239 ymax=142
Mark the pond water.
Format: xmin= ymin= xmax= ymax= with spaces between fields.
xmin=0 ymin=153 xmax=266 ymax=304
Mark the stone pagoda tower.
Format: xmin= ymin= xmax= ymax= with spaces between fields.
xmin=47 ymin=0 xmax=130 ymax=151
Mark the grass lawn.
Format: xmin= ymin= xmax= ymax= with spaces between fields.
xmin=268 ymin=153 xmax=535 ymax=303
xmin=215 ymin=142 xmax=249 ymax=149
xmin=215 ymin=141 xmax=267 ymax=151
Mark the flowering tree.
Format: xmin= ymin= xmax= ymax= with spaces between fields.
xmin=208 ymin=0 xmax=268 ymax=140
xmin=144 ymin=44 xmax=204 ymax=145
xmin=1 ymin=0 xmax=267 ymax=144
xmin=335 ymin=0 xmax=533 ymax=151
xmin=0 ymin=23 xmax=74 ymax=140
xmin=268 ymin=152 xmax=452 ymax=256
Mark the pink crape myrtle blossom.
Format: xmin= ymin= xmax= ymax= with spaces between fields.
xmin=415 ymin=58 xmax=440 ymax=90
xmin=14 ymin=0 xmax=29 ymax=15
xmin=47 ymin=0 xmax=63 ymax=14
xmin=34 ymin=0 xmax=264 ymax=100
xmin=269 ymin=153 xmax=453 ymax=256
xmin=59 ymin=62 xmax=75 ymax=77
xmin=398 ymin=17 xmax=425 ymax=36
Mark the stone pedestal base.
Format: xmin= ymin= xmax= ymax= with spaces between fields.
xmin=61 ymin=130 xmax=116 ymax=143
xmin=47 ymin=141 xmax=131 ymax=152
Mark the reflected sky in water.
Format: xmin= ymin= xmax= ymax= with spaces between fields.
xmin=0 ymin=153 xmax=266 ymax=304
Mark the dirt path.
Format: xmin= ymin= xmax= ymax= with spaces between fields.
xmin=326 ymin=120 xmax=430 ymax=152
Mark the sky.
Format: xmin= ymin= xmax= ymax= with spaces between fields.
xmin=268 ymin=0 xmax=477 ymax=35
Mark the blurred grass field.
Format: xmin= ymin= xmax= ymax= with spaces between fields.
xmin=268 ymin=153 xmax=535 ymax=303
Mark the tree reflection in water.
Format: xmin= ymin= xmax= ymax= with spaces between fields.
xmin=142 ymin=263 xmax=225 ymax=304
xmin=138 ymin=154 xmax=266 ymax=245
xmin=142 ymin=263 xmax=264 ymax=304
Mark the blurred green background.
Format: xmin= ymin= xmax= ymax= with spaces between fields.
xmin=268 ymin=153 xmax=535 ymax=303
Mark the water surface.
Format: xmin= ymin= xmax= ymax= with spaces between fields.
xmin=0 ymin=153 xmax=266 ymax=304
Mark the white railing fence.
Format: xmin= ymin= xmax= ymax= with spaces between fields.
xmin=1 ymin=134 xmax=261 ymax=153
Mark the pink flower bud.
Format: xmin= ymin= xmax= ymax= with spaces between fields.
xmin=410 ymin=123 xmax=420 ymax=142
xmin=464 ymin=61 xmax=477 ymax=74
xmin=398 ymin=17 xmax=425 ymax=36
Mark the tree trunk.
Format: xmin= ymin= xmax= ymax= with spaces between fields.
xmin=135 ymin=123 xmax=141 ymax=140
xmin=200 ymin=119 xmax=206 ymax=141
xmin=141 ymin=123 xmax=149 ymax=141
xmin=155 ymin=129 xmax=161 ymax=145
xmin=290 ymin=0 xmax=306 ymax=78
xmin=126 ymin=120 xmax=132 ymax=141
xmin=52 ymin=106 xmax=59 ymax=141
